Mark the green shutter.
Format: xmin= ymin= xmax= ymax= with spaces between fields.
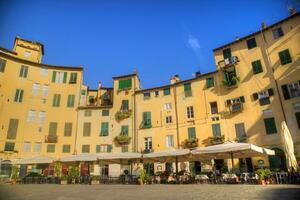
xmin=7 ymin=119 xmax=19 ymax=139
xmin=24 ymin=66 xmax=28 ymax=77
xmin=121 ymin=100 xmax=129 ymax=110
xmin=121 ymin=125 xmax=129 ymax=135
xmin=52 ymin=71 xmax=56 ymax=82
xmin=247 ymin=38 xmax=257 ymax=49
xmin=96 ymin=145 xmax=101 ymax=153
xmin=49 ymin=122 xmax=58 ymax=136
xmin=64 ymin=123 xmax=72 ymax=136
xmin=119 ymin=78 xmax=132 ymax=90
xmin=223 ymin=48 xmax=232 ymax=59
xmin=264 ymin=118 xmax=277 ymax=134
xmin=122 ymin=145 xmax=128 ymax=152
xmin=14 ymin=89 xmax=19 ymax=102
xmin=142 ymin=112 xmax=151 ymax=128
xmin=19 ymin=90 xmax=24 ymax=102
xmin=83 ymin=122 xmax=91 ymax=136
xmin=279 ymin=49 xmax=292 ymax=65
xmin=4 ymin=142 xmax=15 ymax=151
xmin=70 ymin=72 xmax=77 ymax=83
xmin=188 ymin=127 xmax=196 ymax=140
xmin=296 ymin=112 xmax=300 ymax=130
xmin=100 ymin=122 xmax=109 ymax=136
xmin=67 ymin=95 xmax=75 ymax=107
xmin=212 ymin=124 xmax=221 ymax=137
xmin=107 ymin=145 xmax=113 ymax=152
xmin=0 ymin=59 xmax=7 ymax=72
xmin=62 ymin=145 xmax=70 ymax=153
xmin=163 ymin=88 xmax=170 ymax=96
xmin=184 ymin=83 xmax=192 ymax=97
xmin=206 ymin=77 xmax=214 ymax=88
xmin=63 ymin=72 xmax=67 ymax=83
xmin=252 ymin=60 xmax=263 ymax=74
xmin=53 ymin=94 xmax=61 ymax=107
xmin=47 ymin=144 xmax=55 ymax=153
xmin=102 ymin=110 xmax=109 ymax=116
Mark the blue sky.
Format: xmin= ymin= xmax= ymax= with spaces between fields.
xmin=0 ymin=0 xmax=299 ymax=89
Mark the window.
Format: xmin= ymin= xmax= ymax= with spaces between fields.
xmin=188 ymin=127 xmax=196 ymax=140
xmin=144 ymin=137 xmax=152 ymax=150
xmin=235 ymin=123 xmax=246 ymax=139
xmin=272 ymin=27 xmax=284 ymax=39
xmin=121 ymin=100 xmax=129 ymax=110
xmin=4 ymin=142 xmax=15 ymax=151
xmin=96 ymin=144 xmax=112 ymax=153
xmin=122 ymin=145 xmax=128 ymax=152
xmin=23 ymin=142 xmax=31 ymax=152
xmin=253 ymin=88 xmax=274 ymax=105
xmin=34 ymin=143 xmax=41 ymax=152
xmin=143 ymin=92 xmax=151 ymax=100
xmin=7 ymin=119 xmax=19 ymax=139
xmin=62 ymin=145 xmax=71 ymax=153
xmin=39 ymin=111 xmax=46 ymax=123
xmin=31 ymin=83 xmax=40 ymax=96
xmin=82 ymin=145 xmax=90 ymax=153
xmin=49 ymin=122 xmax=58 ymax=136
xmin=279 ymin=49 xmax=292 ymax=65
xmin=52 ymin=94 xmax=61 ymax=107
xmin=14 ymin=89 xmax=24 ymax=103
xmin=141 ymin=112 xmax=152 ymax=128
xmin=42 ymin=85 xmax=49 ymax=97
xmin=52 ymin=71 xmax=67 ymax=84
xmin=223 ymin=48 xmax=232 ymax=59
xmin=166 ymin=116 xmax=172 ymax=124
xmin=118 ymin=78 xmax=132 ymax=90
xmin=164 ymin=103 xmax=172 ymax=110
xmin=295 ymin=112 xmax=300 ymax=130
xmin=206 ymin=77 xmax=214 ymax=88
xmin=163 ymin=88 xmax=170 ymax=96
xmin=102 ymin=109 xmax=109 ymax=116
xmin=67 ymin=94 xmax=75 ymax=107
xmin=19 ymin=65 xmax=28 ymax=78
xmin=212 ymin=124 xmax=221 ymax=137
xmin=264 ymin=117 xmax=277 ymax=134
xmin=184 ymin=83 xmax=192 ymax=97
xmin=81 ymin=90 xmax=86 ymax=95
xmin=84 ymin=110 xmax=92 ymax=117
xmin=64 ymin=122 xmax=72 ymax=136
xmin=246 ymin=38 xmax=257 ymax=49
xmin=154 ymin=91 xmax=159 ymax=97
xmin=259 ymin=97 xmax=271 ymax=106
xmin=210 ymin=102 xmax=218 ymax=114
xmin=83 ymin=122 xmax=91 ymax=136
xmin=187 ymin=106 xmax=194 ymax=119
xmin=281 ymin=82 xmax=300 ymax=100
xmin=100 ymin=122 xmax=109 ymax=136
xmin=121 ymin=125 xmax=128 ymax=135
xmin=0 ymin=58 xmax=7 ymax=72
xmin=40 ymin=67 xmax=48 ymax=76
xmin=69 ymin=72 xmax=77 ymax=84
xmin=27 ymin=110 xmax=35 ymax=122
xmin=166 ymin=135 xmax=174 ymax=148
xmin=252 ymin=60 xmax=263 ymax=74
xmin=47 ymin=144 xmax=55 ymax=153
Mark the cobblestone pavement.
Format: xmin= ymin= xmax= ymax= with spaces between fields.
xmin=0 ymin=184 xmax=300 ymax=200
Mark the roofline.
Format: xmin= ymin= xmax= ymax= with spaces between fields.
xmin=15 ymin=37 xmax=45 ymax=55
xmin=135 ymin=70 xmax=217 ymax=93
xmin=0 ymin=47 xmax=17 ymax=55
xmin=112 ymin=72 xmax=137 ymax=80
xmin=213 ymin=12 xmax=300 ymax=52
xmin=0 ymin=50 xmax=83 ymax=71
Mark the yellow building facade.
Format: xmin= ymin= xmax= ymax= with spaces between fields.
xmin=0 ymin=13 xmax=300 ymax=175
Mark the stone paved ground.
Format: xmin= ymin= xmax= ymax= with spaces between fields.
xmin=0 ymin=184 xmax=300 ymax=200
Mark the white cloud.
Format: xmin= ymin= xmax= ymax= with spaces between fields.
xmin=187 ymin=35 xmax=200 ymax=50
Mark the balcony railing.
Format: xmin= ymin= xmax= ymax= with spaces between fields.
xmin=45 ymin=135 xmax=58 ymax=143
xmin=218 ymin=56 xmax=239 ymax=68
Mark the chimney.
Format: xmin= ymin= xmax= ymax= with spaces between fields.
xmin=170 ymin=74 xmax=180 ymax=84
xmin=235 ymin=36 xmax=240 ymax=41
xmin=194 ymin=71 xmax=201 ymax=77
xmin=261 ymin=22 xmax=267 ymax=29
xmin=288 ymin=7 xmax=297 ymax=15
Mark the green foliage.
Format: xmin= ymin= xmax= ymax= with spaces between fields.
xmin=60 ymin=175 xmax=68 ymax=181
xmin=11 ymin=165 xmax=19 ymax=180
xmin=91 ymin=175 xmax=100 ymax=181
xmin=68 ymin=166 xmax=79 ymax=179
xmin=115 ymin=110 xmax=132 ymax=122
xmin=202 ymin=135 xmax=225 ymax=146
xmin=256 ymin=168 xmax=271 ymax=180
xmin=139 ymin=169 xmax=149 ymax=184
xmin=182 ymin=138 xmax=199 ymax=149
xmin=54 ymin=162 xmax=62 ymax=177
xmin=115 ymin=135 xmax=131 ymax=145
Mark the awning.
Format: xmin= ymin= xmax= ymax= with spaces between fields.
xmin=191 ymin=142 xmax=275 ymax=159
xmin=12 ymin=155 xmax=54 ymax=165
xmin=97 ymin=152 xmax=142 ymax=164
xmin=143 ymin=149 xmax=191 ymax=163
xmin=60 ymin=153 xmax=98 ymax=162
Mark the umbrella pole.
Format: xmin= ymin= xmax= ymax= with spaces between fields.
xmin=175 ymin=156 xmax=179 ymax=183
xmin=130 ymin=161 xmax=133 ymax=184
xmin=230 ymin=152 xmax=234 ymax=172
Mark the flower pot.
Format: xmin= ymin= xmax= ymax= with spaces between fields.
xmin=261 ymin=180 xmax=266 ymax=185
xmin=60 ymin=180 xmax=68 ymax=185
xmin=138 ymin=179 xmax=143 ymax=185
xmin=91 ymin=180 xmax=99 ymax=185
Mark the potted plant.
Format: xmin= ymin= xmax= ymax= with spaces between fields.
xmin=91 ymin=175 xmax=100 ymax=185
xmin=182 ymin=138 xmax=199 ymax=149
xmin=60 ymin=175 xmax=68 ymax=185
xmin=54 ymin=162 xmax=62 ymax=178
xmin=114 ymin=135 xmax=131 ymax=145
xmin=10 ymin=165 xmax=19 ymax=184
xmin=256 ymin=168 xmax=271 ymax=185
xmin=138 ymin=169 xmax=148 ymax=185
xmin=115 ymin=110 xmax=132 ymax=122
xmin=68 ymin=166 xmax=80 ymax=184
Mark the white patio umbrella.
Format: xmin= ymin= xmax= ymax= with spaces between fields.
xmin=191 ymin=142 xmax=275 ymax=169
xmin=280 ymin=121 xmax=299 ymax=172
xmin=12 ymin=155 xmax=54 ymax=165
xmin=60 ymin=153 xmax=98 ymax=162
xmin=142 ymin=149 xmax=191 ymax=163
xmin=97 ymin=152 xmax=142 ymax=164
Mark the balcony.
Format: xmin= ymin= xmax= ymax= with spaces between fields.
xmin=114 ymin=135 xmax=131 ymax=145
xmin=226 ymin=96 xmax=245 ymax=113
xmin=202 ymin=135 xmax=225 ymax=146
xmin=45 ymin=135 xmax=58 ymax=143
xmin=182 ymin=138 xmax=199 ymax=149
xmin=115 ymin=109 xmax=132 ymax=122
xmin=222 ymin=69 xmax=240 ymax=88
xmin=218 ymin=56 xmax=239 ymax=68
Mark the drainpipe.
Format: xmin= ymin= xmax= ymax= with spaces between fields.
xmin=133 ymin=76 xmax=137 ymax=152
xmin=173 ymin=86 xmax=180 ymax=148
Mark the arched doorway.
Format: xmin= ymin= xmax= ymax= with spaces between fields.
xmin=268 ymin=148 xmax=286 ymax=171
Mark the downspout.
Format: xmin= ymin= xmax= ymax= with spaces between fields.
xmin=173 ymin=86 xmax=180 ymax=149
xmin=133 ymin=76 xmax=137 ymax=152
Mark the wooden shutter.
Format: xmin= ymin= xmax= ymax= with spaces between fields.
xmin=121 ymin=125 xmax=128 ymax=135
xmin=64 ymin=123 xmax=72 ymax=136
xmin=240 ymin=96 xmax=245 ymax=103
xmin=223 ymin=48 xmax=232 ymax=59
xmin=52 ymin=71 xmax=56 ymax=82
xmin=264 ymin=118 xmax=277 ymax=134
xmin=49 ymin=122 xmax=57 ymax=136
xmin=83 ymin=122 xmax=91 ymax=136
xmin=107 ymin=145 xmax=113 ymax=152
xmin=63 ymin=72 xmax=67 ymax=83
xmin=188 ymin=127 xmax=196 ymax=140
xmin=268 ymin=88 xmax=274 ymax=96
xmin=252 ymin=93 xmax=258 ymax=100
xmin=281 ymin=84 xmax=290 ymax=100
xmin=7 ymin=119 xmax=19 ymax=139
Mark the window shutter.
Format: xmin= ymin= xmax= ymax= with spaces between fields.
xmin=268 ymin=88 xmax=274 ymax=96
xmin=14 ymin=90 xmax=20 ymax=102
xmin=295 ymin=112 xmax=300 ymax=130
xmin=253 ymin=93 xmax=258 ymax=100
xmin=24 ymin=67 xmax=28 ymax=77
xmin=226 ymin=99 xmax=231 ymax=106
xmin=240 ymin=96 xmax=245 ymax=103
xmin=188 ymin=127 xmax=196 ymax=140
xmin=264 ymin=118 xmax=277 ymax=134
xmin=107 ymin=145 xmax=112 ymax=152
xmin=19 ymin=90 xmax=24 ymax=102
xmin=281 ymin=84 xmax=290 ymax=100
xmin=7 ymin=119 xmax=19 ymax=139
xmin=52 ymin=71 xmax=56 ymax=82
xmin=63 ymin=72 xmax=67 ymax=83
